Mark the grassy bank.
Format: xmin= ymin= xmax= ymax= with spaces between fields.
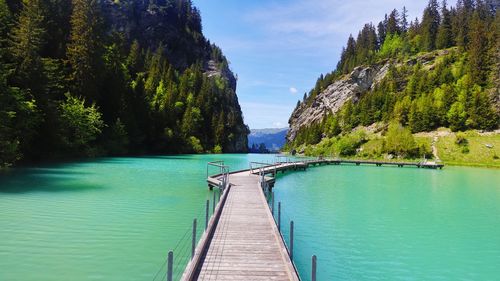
xmin=435 ymin=131 xmax=500 ymax=168
xmin=293 ymin=128 xmax=500 ymax=168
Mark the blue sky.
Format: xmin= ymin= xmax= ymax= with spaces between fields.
xmin=192 ymin=0 xmax=428 ymax=129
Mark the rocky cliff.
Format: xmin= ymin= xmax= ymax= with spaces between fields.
xmin=288 ymin=64 xmax=389 ymax=142
xmin=102 ymin=0 xmax=248 ymax=152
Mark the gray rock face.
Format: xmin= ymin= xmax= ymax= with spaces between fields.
xmin=287 ymin=64 xmax=389 ymax=142
xmin=204 ymin=60 xmax=238 ymax=91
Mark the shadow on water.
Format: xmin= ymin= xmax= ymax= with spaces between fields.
xmin=0 ymin=167 xmax=104 ymax=194
xmin=0 ymin=154 xmax=210 ymax=193
xmin=128 ymin=155 xmax=198 ymax=161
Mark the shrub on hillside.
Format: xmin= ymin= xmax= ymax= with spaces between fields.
xmin=383 ymin=122 xmax=419 ymax=158
xmin=335 ymin=130 xmax=367 ymax=156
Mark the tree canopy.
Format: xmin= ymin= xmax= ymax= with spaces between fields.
xmin=0 ymin=0 xmax=249 ymax=167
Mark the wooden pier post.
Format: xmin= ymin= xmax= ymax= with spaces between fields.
xmin=312 ymin=255 xmax=317 ymax=281
xmin=213 ymin=192 xmax=216 ymax=214
xmin=290 ymin=220 xmax=294 ymax=261
xmin=278 ymin=202 xmax=281 ymax=232
xmin=191 ymin=219 xmax=197 ymax=260
xmin=205 ymin=200 xmax=209 ymax=230
xmin=272 ymin=191 xmax=275 ymax=216
xmin=166 ymin=251 xmax=173 ymax=281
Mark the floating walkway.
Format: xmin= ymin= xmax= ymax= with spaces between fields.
xmin=177 ymin=157 xmax=443 ymax=281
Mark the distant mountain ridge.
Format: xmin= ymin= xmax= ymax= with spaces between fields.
xmin=249 ymin=128 xmax=288 ymax=152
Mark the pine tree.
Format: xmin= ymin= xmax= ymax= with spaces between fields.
xmin=386 ymin=9 xmax=400 ymax=35
xmin=436 ymin=0 xmax=453 ymax=49
xmin=421 ymin=0 xmax=441 ymax=51
xmin=453 ymin=0 xmax=474 ymax=48
xmin=126 ymin=40 xmax=142 ymax=77
xmin=42 ymin=0 xmax=72 ymax=58
xmin=0 ymin=0 xmax=11 ymax=47
xmin=67 ymin=0 xmax=104 ymax=101
xmin=377 ymin=17 xmax=387 ymax=45
xmin=338 ymin=34 xmax=356 ymax=73
xmin=10 ymin=0 xmax=46 ymax=91
xmin=467 ymin=7 xmax=489 ymax=85
xmin=401 ymin=6 xmax=409 ymax=33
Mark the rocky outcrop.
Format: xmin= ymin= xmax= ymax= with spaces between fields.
xmin=102 ymin=0 xmax=210 ymax=70
xmin=205 ymin=60 xmax=238 ymax=91
xmin=287 ymin=64 xmax=389 ymax=142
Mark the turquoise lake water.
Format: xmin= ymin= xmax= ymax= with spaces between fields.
xmin=273 ymin=164 xmax=500 ymax=281
xmin=0 ymin=154 xmax=499 ymax=280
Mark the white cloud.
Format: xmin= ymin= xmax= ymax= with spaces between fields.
xmin=243 ymin=0 xmax=427 ymax=57
xmin=289 ymin=87 xmax=298 ymax=94
xmin=272 ymin=122 xmax=284 ymax=128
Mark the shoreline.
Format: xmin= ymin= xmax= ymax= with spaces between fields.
xmin=292 ymin=154 xmax=500 ymax=169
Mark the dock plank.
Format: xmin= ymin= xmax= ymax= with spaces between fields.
xmin=193 ymin=170 xmax=299 ymax=281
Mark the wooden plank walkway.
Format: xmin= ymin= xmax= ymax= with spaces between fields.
xmin=182 ymin=158 xmax=444 ymax=281
xmin=184 ymin=169 xmax=300 ymax=281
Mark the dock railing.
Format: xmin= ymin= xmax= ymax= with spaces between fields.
xmin=249 ymin=161 xmax=277 ymax=176
xmin=152 ymin=188 xmax=226 ymax=281
xmin=275 ymin=155 xmax=291 ymax=164
xmin=152 ymin=162 xmax=232 ymax=281
xmin=207 ymin=161 xmax=230 ymax=190
xmin=267 ymin=191 xmax=318 ymax=281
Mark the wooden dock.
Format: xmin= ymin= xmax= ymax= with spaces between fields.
xmin=183 ymin=164 xmax=302 ymax=281
xmin=179 ymin=157 xmax=443 ymax=281
xmin=326 ymin=159 xmax=444 ymax=169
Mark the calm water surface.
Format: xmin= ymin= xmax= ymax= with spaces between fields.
xmin=0 ymin=155 xmax=499 ymax=281
xmin=274 ymin=165 xmax=500 ymax=281
xmin=0 ymin=154 xmax=276 ymax=281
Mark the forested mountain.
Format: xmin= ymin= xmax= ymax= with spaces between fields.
xmin=288 ymin=0 xmax=499 ymax=157
xmin=0 ymin=0 xmax=249 ymax=167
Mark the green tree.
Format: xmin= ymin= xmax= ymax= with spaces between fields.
xmin=104 ymin=118 xmax=129 ymax=155
xmin=447 ymin=101 xmax=467 ymax=132
xmin=42 ymin=0 xmax=72 ymax=58
xmin=0 ymin=0 xmax=11 ymax=50
xmin=379 ymin=34 xmax=405 ymax=58
xmin=58 ymin=93 xmax=104 ymax=153
xmin=10 ymin=0 xmax=46 ymax=92
xmin=467 ymin=9 xmax=489 ymax=85
xmin=0 ymin=66 xmax=39 ymax=167
xmin=420 ymin=0 xmax=440 ymax=51
xmin=386 ymin=9 xmax=400 ymax=35
xmin=401 ymin=6 xmax=409 ymax=33
xmin=384 ymin=122 xmax=419 ymax=157
xmin=377 ymin=16 xmax=388 ymax=45
xmin=126 ymin=40 xmax=142 ymax=77
xmin=436 ymin=0 xmax=453 ymax=49
xmin=467 ymin=86 xmax=498 ymax=130
xmin=67 ymin=0 xmax=104 ymax=101
xmin=453 ymin=0 xmax=474 ymax=48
